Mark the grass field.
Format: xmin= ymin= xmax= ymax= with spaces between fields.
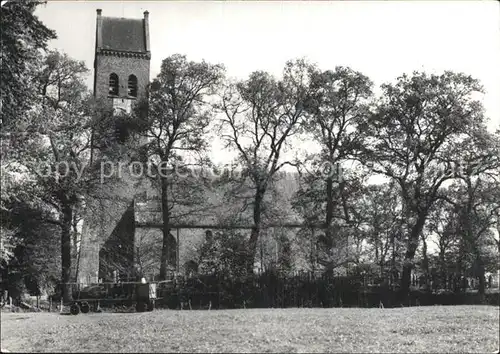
xmin=1 ymin=306 xmax=498 ymax=353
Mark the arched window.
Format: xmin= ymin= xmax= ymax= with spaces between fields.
xmin=128 ymin=74 xmax=138 ymax=97
xmin=109 ymin=73 xmax=119 ymax=95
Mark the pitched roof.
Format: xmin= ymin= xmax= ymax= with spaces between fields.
xmin=134 ymin=171 xmax=303 ymax=227
xmin=101 ymin=17 xmax=147 ymax=53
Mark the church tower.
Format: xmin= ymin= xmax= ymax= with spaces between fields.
xmin=94 ymin=9 xmax=150 ymax=113
xmin=77 ymin=9 xmax=151 ymax=285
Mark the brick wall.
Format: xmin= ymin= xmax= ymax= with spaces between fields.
xmin=94 ymin=54 xmax=150 ymax=106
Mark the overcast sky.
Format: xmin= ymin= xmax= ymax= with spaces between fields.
xmin=35 ymin=0 xmax=500 ymax=164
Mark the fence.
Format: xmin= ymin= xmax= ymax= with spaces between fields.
xmin=155 ymin=271 xmax=500 ymax=309
xmin=23 ymin=270 xmax=497 ymax=311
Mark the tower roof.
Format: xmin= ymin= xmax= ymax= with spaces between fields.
xmin=101 ymin=17 xmax=146 ymax=53
xmin=95 ymin=9 xmax=150 ymax=56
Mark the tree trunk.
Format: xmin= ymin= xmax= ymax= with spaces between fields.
xmin=455 ymin=241 xmax=466 ymax=292
xmin=159 ymin=176 xmax=171 ymax=280
xmin=421 ymin=234 xmax=429 ymax=287
xmin=323 ymin=176 xmax=335 ymax=274
xmin=72 ymin=213 xmax=79 ymax=253
xmin=400 ymin=213 xmax=428 ymax=299
xmin=61 ymin=203 xmax=73 ymax=303
xmin=461 ymin=195 xmax=486 ymax=299
xmin=71 ymin=212 xmax=79 ymax=282
xmin=379 ymin=242 xmax=385 ymax=278
xmin=390 ymin=231 xmax=396 ymax=285
xmin=248 ymin=188 xmax=264 ymax=274
xmin=325 ymin=177 xmax=334 ymax=242
xmin=497 ymin=216 xmax=500 ymax=255
xmin=439 ymin=248 xmax=447 ymax=290
xmin=476 ymin=255 xmax=486 ymax=301
xmin=310 ymin=229 xmax=317 ymax=273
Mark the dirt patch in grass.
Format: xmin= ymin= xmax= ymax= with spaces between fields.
xmin=1 ymin=306 xmax=498 ymax=353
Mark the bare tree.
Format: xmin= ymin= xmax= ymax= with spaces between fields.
xmin=134 ymin=54 xmax=224 ymax=280
xmin=361 ymin=71 xmax=492 ymax=297
xmin=218 ymin=59 xmax=313 ymax=272
xmin=294 ymin=66 xmax=373 ymax=274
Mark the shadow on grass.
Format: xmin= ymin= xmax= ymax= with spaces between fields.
xmin=58 ymin=310 xmax=145 ymax=315
xmin=1 ymin=316 xmax=31 ymax=321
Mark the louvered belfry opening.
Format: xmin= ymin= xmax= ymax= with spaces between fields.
xmin=109 ymin=73 xmax=119 ymax=95
xmin=128 ymin=74 xmax=138 ymax=97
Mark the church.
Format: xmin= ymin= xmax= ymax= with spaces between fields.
xmin=77 ymin=9 xmax=153 ymax=285
xmin=76 ymin=9 xmax=306 ymax=285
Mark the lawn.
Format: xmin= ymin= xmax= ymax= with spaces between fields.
xmin=1 ymin=306 xmax=498 ymax=353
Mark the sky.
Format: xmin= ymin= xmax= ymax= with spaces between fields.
xmin=34 ymin=0 xmax=500 ymax=165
